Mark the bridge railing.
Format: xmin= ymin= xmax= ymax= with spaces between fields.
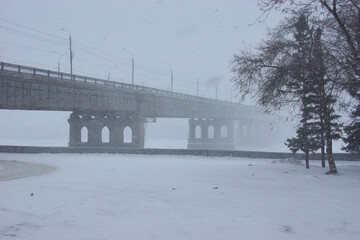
xmin=0 ymin=61 xmax=237 ymax=106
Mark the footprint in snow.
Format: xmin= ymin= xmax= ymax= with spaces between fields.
xmin=281 ymin=225 xmax=295 ymax=234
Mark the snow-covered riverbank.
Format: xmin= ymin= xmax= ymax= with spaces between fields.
xmin=0 ymin=153 xmax=359 ymax=239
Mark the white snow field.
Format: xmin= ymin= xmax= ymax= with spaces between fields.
xmin=0 ymin=153 xmax=359 ymax=240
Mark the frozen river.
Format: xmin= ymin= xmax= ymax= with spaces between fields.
xmin=0 ymin=153 xmax=359 ymax=239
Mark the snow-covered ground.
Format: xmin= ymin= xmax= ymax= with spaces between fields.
xmin=0 ymin=153 xmax=359 ymax=240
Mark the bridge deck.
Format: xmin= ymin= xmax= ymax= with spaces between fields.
xmin=0 ymin=61 xmax=262 ymax=120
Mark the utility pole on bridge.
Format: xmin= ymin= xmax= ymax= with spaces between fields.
xmin=163 ymin=62 xmax=173 ymax=92
xmin=171 ymin=68 xmax=174 ymax=92
xmin=61 ymin=28 xmax=73 ymax=80
xmin=197 ymin=78 xmax=199 ymax=97
xmin=123 ymin=48 xmax=134 ymax=86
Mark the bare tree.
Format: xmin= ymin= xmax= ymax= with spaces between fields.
xmin=259 ymin=0 xmax=360 ymax=155
xmin=232 ymin=11 xmax=343 ymax=173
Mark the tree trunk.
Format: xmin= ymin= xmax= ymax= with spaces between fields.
xmin=302 ymin=88 xmax=310 ymax=169
xmin=325 ymin=116 xmax=338 ymax=174
xmin=326 ymin=138 xmax=337 ymax=174
xmin=320 ymin=119 xmax=325 ymax=168
xmin=321 ymin=144 xmax=325 ymax=168
xmin=320 ymin=86 xmax=326 ymax=168
xmin=305 ymin=150 xmax=309 ymax=169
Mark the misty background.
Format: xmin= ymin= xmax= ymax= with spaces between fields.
xmin=0 ymin=0 xmax=344 ymax=152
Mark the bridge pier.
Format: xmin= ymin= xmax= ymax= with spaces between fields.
xmin=187 ymin=118 xmax=234 ymax=150
xmin=235 ymin=119 xmax=272 ymax=147
xmin=68 ymin=111 xmax=145 ymax=148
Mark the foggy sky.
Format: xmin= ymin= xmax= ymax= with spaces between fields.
xmin=0 ymin=0 xmax=281 ymax=100
xmin=0 ymin=1 xmax=304 ymax=151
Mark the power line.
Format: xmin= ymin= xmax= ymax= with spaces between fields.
xmin=0 ymin=25 xmax=66 ymax=46
xmin=0 ymin=17 xmax=208 ymax=92
xmin=74 ymin=45 xmax=129 ymax=66
xmin=0 ymin=17 xmax=66 ymax=41
xmin=0 ymin=40 xmax=60 ymax=53
xmin=0 ymin=18 xmax=173 ymax=81
xmin=0 ymin=55 xmax=58 ymax=70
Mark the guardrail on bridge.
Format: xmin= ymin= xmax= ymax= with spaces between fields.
xmin=1 ymin=61 xmax=238 ymax=107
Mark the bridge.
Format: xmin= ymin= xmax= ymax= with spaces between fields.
xmin=0 ymin=62 xmax=270 ymax=150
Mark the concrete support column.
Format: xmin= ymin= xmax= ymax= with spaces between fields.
xmin=227 ymin=121 xmax=234 ymax=141
xmin=131 ymin=118 xmax=145 ymax=148
xmin=187 ymin=118 xmax=234 ymax=150
xmin=236 ymin=120 xmax=250 ymax=146
xmin=87 ymin=114 xmax=102 ymax=147
xmin=235 ymin=118 xmax=273 ymax=148
xmin=109 ymin=123 xmax=122 ymax=147
xmin=214 ymin=122 xmax=221 ymax=140
xmin=68 ymin=111 xmax=146 ymax=148
xmin=188 ymin=118 xmax=195 ymax=139
xmin=68 ymin=112 xmax=81 ymax=146
xmin=200 ymin=120 xmax=208 ymax=139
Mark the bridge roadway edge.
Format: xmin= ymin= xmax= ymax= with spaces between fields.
xmin=0 ymin=146 xmax=358 ymax=161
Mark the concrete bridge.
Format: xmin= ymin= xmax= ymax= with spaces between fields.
xmin=0 ymin=62 xmax=270 ymax=149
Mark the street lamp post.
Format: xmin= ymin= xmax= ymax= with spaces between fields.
xmin=163 ymin=62 xmax=173 ymax=92
xmin=131 ymin=56 xmax=134 ymax=85
xmin=216 ymin=84 xmax=218 ymax=100
xmin=197 ymin=78 xmax=199 ymax=97
xmin=108 ymin=65 xmax=118 ymax=81
xmin=58 ymin=52 xmax=68 ymax=74
xmin=171 ymin=68 xmax=174 ymax=92
xmin=60 ymin=28 xmax=73 ymax=80
xmin=122 ymin=48 xmax=134 ymax=86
